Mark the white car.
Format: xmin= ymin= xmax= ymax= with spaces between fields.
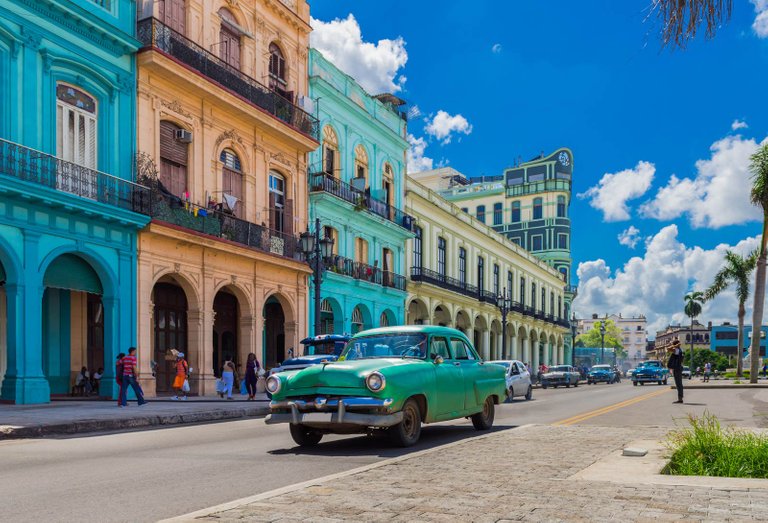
xmin=489 ymin=360 xmax=533 ymax=401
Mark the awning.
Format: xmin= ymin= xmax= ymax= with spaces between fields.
xmin=43 ymin=254 xmax=103 ymax=295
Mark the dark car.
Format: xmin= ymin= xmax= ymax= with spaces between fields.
xmin=270 ymin=334 xmax=351 ymax=375
xmin=587 ymin=364 xmax=617 ymax=384
xmin=540 ymin=365 xmax=580 ymax=389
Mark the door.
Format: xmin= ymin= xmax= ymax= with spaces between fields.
xmin=431 ymin=336 xmax=464 ymax=419
xmin=452 ymin=338 xmax=483 ymax=411
xmin=508 ymin=361 xmax=523 ymax=396
xmin=513 ymin=362 xmax=529 ymax=395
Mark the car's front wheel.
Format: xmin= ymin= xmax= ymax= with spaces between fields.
xmin=525 ymin=385 xmax=533 ymax=400
xmin=390 ymin=398 xmax=422 ymax=447
xmin=664 ymin=378 xmax=669 ymax=385
xmin=471 ymin=396 xmax=495 ymax=430
xmin=633 ymin=381 xmax=638 ymax=386
xmin=289 ymin=424 xmax=323 ymax=447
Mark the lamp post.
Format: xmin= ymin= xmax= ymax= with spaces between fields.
xmin=599 ymin=321 xmax=606 ymax=364
xmin=299 ymin=218 xmax=334 ymax=336
xmin=570 ymin=312 xmax=578 ymax=367
xmin=496 ymin=287 xmax=510 ymax=359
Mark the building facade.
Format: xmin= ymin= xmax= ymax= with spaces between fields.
xmin=0 ymin=0 xmax=147 ymax=404
xmin=577 ymin=313 xmax=647 ymax=360
xmin=307 ymin=49 xmax=411 ymax=336
xmin=134 ymin=0 xmax=318 ymax=396
xmin=710 ymin=323 xmax=768 ymax=358
xmin=405 ymin=178 xmax=569 ymax=367
xmin=649 ymin=321 xmax=711 ymax=358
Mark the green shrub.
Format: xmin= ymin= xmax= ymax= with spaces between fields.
xmin=665 ymin=412 xmax=768 ymax=478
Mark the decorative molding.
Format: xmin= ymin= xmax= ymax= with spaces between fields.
xmin=21 ymin=28 xmax=42 ymax=50
xmin=215 ymin=129 xmax=244 ymax=150
xmin=116 ymin=74 xmax=133 ymax=94
xmin=161 ymin=99 xmax=191 ymax=118
xmin=225 ymin=0 xmax=239 ymax=7
xmin=270 ymin=152 xmax=292 ymax=167
xmin=174 ymin=263 xmax=181 ymax=273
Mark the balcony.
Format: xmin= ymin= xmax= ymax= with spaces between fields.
xmin=309 ymin=172 xmax=413 ymax=231
xmin=0 ymin=138 xmax=147 ymax=214
xmin=325 ymin=254 xmax=406 ymax=291
xmin=506 ymin=179 xmax=571 ymax=197
xmin=565 ymin=284 xmax=578 ymax=296
xmin=410 ymin=267 xmax=481 ymax=300
xmin=478 ymin=290 xmax=498 ymax=306
xmin=136 ymin=18 xmax=319 ymax=140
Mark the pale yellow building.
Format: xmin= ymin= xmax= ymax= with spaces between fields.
xmin=134 ymin=0 xmax=318 ymax=396
xmin=405 ymin=178 xmax=569 ymax=368
xmin=578 ymin=314 xmax=648 ymax=359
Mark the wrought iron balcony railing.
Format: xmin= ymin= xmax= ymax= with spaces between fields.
xmin=137 ymin=18 xmax=319 ymax=140
xmin=410 ymin=267 xmax=482 ymax=300
xmin=325 ymin=254 xmax=406 ymax=291
xmin=478 ymin=290 xmax=497 ymax=306
xmin=505 ymin=179 xmax=571 ymax=197
xmin=0 ymin=138 xmax=149 ymax=213
xmin=310 ymin=172 xmax=414 ymax=231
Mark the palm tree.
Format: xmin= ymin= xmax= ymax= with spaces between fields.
xmin=748 ymin=143 xmax=768 ymax=383
xmin=653 ymin=0 xmax=733 ymax=48
xmin=684 ymin=291 xmax=705 ymax=369
xmin=704 ymin=250 xmax=758 ymax=377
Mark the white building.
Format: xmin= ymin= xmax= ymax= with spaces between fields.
xmin=577 ymin=313 xmax=647 ymax=359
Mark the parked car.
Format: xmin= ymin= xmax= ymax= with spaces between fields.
xmin=626 ymin=368 xmax=636 ymax=378
xmin=631 ymin=360 xmax=670 ymax=386
xmin=489 ymin=360 xmax=532 ymax=400
xmin=682 ymin=366 xmax=691 ymax=379
xmin=540 ymin=365 xmax=580 ymax=389
xmin=265 ymin=326 xmax=507 ymax=447
xmin=269 ymin=334 xmax=351 ymax=375
xmin=587 ymin=364 xmax=617 ymax=384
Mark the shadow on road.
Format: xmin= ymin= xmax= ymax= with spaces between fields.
xmin=268 ymin=423 xmax=518 ymax=458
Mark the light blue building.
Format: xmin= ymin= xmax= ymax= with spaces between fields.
xmin=0 ymin=0 xmax=148 ymax=403
xmin=307 ymin=49 xmax=413 ymax=336
xmin=710 ymin=323 xmax=768 ymax=359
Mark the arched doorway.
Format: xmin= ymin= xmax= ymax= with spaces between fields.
xmin=264 ymin=296 xmax=285 ymax=369
xmin=379 ymin=309 xmax=396 ymax=327
xmin=455 ymin=310 xmax=471 ymax=336
xmin=320 ymin=298 xmax=342 ymax=334
xmin=433 ymin=305 xmax=450 ymax=327
xmin=351 ymin=306 xmax=364 ymax=334
xmin=473 ymin=315 xmax=488 ymax=358
xmin=153 ymin=282 xmax=188 ymax=394
xmin=213 ymin=289 xmax=239 ymax=377
xmin=407 ymin=299 xmax=428 ymax=325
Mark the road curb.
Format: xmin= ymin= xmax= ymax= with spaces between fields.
xmin=670 ymin=384 xmax=768 ymax=389
xmin=160 ymin=423 xmax=538 ymax=522
xmin=0 ymin=405 xmax=270 ymax=440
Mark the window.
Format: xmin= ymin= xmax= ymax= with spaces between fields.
xmin=269 ymin=171 xmax=286 ymax=232
xmin=493 ymin=264 xmax=500 ymax=295
xmin=458 ymin=247 xmax=466 ymax=284
xmin=412 ymin=226 xmax=423 ymax=269
xmin=437 ymin=237 xmax=446 ymax=277
xmin=218 ymin=9 xmax=241 ymax=69
xmin=493 ymin=202 xmax=502 ymax=225
xmin=220 ymin=149 xmax=243 ymax=217
xmin=531 ymin=235 xmax=543 ymax=251
xmin=56 ymin=84 xmax=97 ymax=171
xmin=351 ymin=306 xmax=364 ymax=334
xmin=164 ymin=0 xmax=186 ymax=34
xmin=531 ymin=282 xmax=536 ymax=310
xmin=478 ymin=256 xmax=485 ymax=292
xmin=476 ymin=205 xmax=486 ymax=223
xmin=533 ymin=198 xmax=543 ymax=220
xmin=541 ymin=288 xmax=546 ymax=313
xmin=520 ymin=276 xmax=526 ymax=306
xmin=383 ymin=163 xmax=394 ymax=208
xmin=322 ymin=126 xmax=338 ymax=176
xmin=557 ymin=196 xmax=566 ymax=217
xmin=557 ymin=233 xmax=568 ymax=250
xmin=430 ymin=336 xmax=451 ymax=359
xmin=379 ymin=311 xmax=390 ymax=327
xmin=559 ymin=267 xmax=568 ymax=282
xmin=550 ymin=292 xmax=554 ymax=316
xmin=557 ymin=296 xmax=562 ymax=318
xmin=355 ymin=237 xmax=368 ymax=264
xmin=323 ymin=226 xmax=338 ymax=255
xmin=507 ymin=271 xmax=513 ymax=298
xmin=268 ymin=42 xmax=287 ymax=87
xmin=451 ymin=338 xmax=475 ymax=360
xmin=354 ymin=144 xmax=369 ymax=188
xmin=511 ymin=201 xmax=521 ymax=223
xmin=158 ymin=120 xmax=188 ymax=197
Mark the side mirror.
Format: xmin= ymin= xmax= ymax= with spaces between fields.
xmin=434 ymin=355 xmax=444 ymax=365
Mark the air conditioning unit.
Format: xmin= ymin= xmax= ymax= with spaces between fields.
xmin=175 ymin=129 xmax=193 ymax=143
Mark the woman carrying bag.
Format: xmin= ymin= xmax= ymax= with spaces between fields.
xmin=171 ymin=352 xmax=189 ymax=401
xmin=220 ymin=360 xmax=237 ymax=400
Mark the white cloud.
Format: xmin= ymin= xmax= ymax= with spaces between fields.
xmin=640 ymin=135 xmax=764 ymax=228
xmin=406 ymin=134 xmax=433 ymax=173
xmin=491 ymin=43 xmax=503 ymax=54
xmin=310 ymin=15 xmax=408 ymax=94
xmin=618 ymin=226 xmax=642 ymax=249
xmin=577 ymin=161 xmax=655 ymax=222
xmin=424 ymin=111 xmax=473 ymax=145
xmin=732 ymin=119 xmax=749 ymax=131
xmin=752 ymin=0 xmax=768 ymax=37
xmin=574 ymin=225 xmax=763 ymax=335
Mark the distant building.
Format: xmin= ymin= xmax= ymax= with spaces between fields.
xmin=654 ymin=321 xmax=711 ymax=353
xmin=709 ymin=323 xmax=768 ymax=358
xmin=577 ymin=313 xmax=647 ymax=359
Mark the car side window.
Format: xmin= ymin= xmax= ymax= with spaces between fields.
xmin=430 ymin=336 xmax=451 ymax=360
xmin=462 ymin=341 xmax=478 ymax=360
xmin=450 ymin=338 xmax=468 ymax=360
xmin=509 ymin=363 xmax=520 ymax=375
xmin=517 ymin=363 xmax=527 ymax=374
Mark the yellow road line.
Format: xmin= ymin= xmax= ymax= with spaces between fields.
xmin=553 ymin=388 xmax=670 ymax=426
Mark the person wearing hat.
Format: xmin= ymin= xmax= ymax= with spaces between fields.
xmin=667 ymin=339 xmax=685 ymax=403
xmin=171 ymin=351 xmax=189 ymax=401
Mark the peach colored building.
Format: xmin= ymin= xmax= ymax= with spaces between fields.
xmin=134 ymin=0 xmax=318 ymax=396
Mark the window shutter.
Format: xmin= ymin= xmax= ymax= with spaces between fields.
xmin=159 ymin=121 xmax=188 ymax=165
xmin=283 ymin=198 xmax=293 ymax=236
xmin=166 ymin=0 xmax=186 ymax=34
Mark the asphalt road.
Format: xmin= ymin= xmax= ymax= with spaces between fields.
xmin=0 ymin=380 xmax=746 ymax=523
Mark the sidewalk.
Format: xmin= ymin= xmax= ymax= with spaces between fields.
xmin=169 ymin=424 xmax=768 ymax=522
xmin=0 ymin=395 xmax=270 ymax=439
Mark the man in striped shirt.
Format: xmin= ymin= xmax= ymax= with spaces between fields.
xmin=119 ymin=346 xmax=147 ymax=407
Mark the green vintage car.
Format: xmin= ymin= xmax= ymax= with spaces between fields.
xmin=265 ymin=326 xmax=506 ymax=447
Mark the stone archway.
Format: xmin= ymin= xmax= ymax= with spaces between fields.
xmin=351 ymin=303 xmax=372 ymax=334
xmin=474 ymin=315 xmax=489 ymax=359
xmin=152 ymin=280 xmax=189 ymax=394
xmin=432 ymin=304 xmax=451 ymax=327
xmin=490 ymin=319 xmax=502 ymax=360
xmin=407 ymin=298 xmax=429 ymax=325
xmin=455 ymin=310 xmax=472 ymax=336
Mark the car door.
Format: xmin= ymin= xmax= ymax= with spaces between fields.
xmin=513 ymin=362 xmax=528 ymax=395
xmin=431 ymin=335 xmax=465 ymax=420
xmin=451 ymin=337 xmax=484 ymax=412
xmin=508 ymin=362 xmax=522 ymax=396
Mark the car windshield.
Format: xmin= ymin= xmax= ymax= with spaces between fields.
xmin=640 ymin=361 xmax=661 ymax=368
xmin=592 ymin=365 xmax=611 ymax=371
xmin=550 ymin=366 xmax=570 ymax=372
xmin=340 ymin=333 xmax=427 ymax=360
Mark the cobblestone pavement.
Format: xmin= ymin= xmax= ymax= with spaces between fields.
xmin=189 ymin=424 xmax=768 ymax=522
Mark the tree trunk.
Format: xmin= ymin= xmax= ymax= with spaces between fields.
xmin=690 ymin=316 xmax=695 ymax=370
xmin=749 ymin=216 xmax=768 ymax=383
xmin=736 ymin=303 xmax=745 ymax=377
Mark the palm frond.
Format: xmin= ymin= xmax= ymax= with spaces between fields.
xmin=750 ymin=143 xmax=768 ymax=208
xmin=654 ymin=0 xmax=733 ymax=49
xmin=704 ymin=267 xmax=732 ymax=301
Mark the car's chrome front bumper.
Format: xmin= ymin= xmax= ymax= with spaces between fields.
xmin=265 ymin=396 xmax=402 ymax=428
xmin=632 ymin=375 xmax=663 ymax=382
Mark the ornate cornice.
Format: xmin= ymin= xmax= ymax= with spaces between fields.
xmin=161 ymin=99 xmax=191 ymax=119
xmin=215 ymin=129 xmax=244 ymax=149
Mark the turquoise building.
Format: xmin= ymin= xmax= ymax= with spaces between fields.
xmin=0 ymin=0 xmax=148 ymax=403
xmin=307 ymin=49 xmax=413 ymax=336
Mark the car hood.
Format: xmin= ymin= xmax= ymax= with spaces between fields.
xmin=543 ymin=372 xmax=566 ymax=377
xmin=589 ymin=369 xmax=611 ymax=374
xmin=284 ymin=358 xmax=414 ymax=390
xmin=280 ymin=355 xmax=338 ymax=367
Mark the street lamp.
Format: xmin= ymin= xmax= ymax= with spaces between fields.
xmin=570 ymin=312 xmax=578 ymax=367
xmin=299 ymin=218 xmax=334 ymax=336
xmin=496 ymin=287 xmax=510 ymax=359
xmin=599 ymin=321 xmax=606 ymax=364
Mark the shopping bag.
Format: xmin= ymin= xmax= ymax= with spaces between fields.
xmin=182 ymin=379 xmax=190 ymax=393
xmin=240 ymin=379 xmax=247 ymax=395
xmin=256 ymin=376 xmax=266 ymax=393
xmin=216 ymin=379 xmax=225 ymax=394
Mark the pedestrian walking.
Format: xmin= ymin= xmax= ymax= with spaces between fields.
xmin=220 ymin=360 xmax=237 ymax=400
xmin=703 ymin=361 xmax=712 ymax=382
xmin=119 ymin=347 xmax=147 ymax=407
xmin=245 ymin=353 xmax=261 ymax=400
xmin=667 ymin=340 xmax=684 ymax=404
xmin=115 ymin=353 xmax=125 ymax=407
xmin=171 ymin=352 xmax=189 ymax=401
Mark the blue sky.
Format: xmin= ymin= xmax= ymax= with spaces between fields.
xmin=308 ymin=1 xmax=768 ymax=331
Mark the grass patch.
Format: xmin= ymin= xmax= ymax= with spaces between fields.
xmin=665 ymin=412 xmax=768 ymax=478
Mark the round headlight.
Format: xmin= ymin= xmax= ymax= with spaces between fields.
xmin=366 ymin=372 xmax=386 ymax=392
xmin=266 ymin=375 xmax=282 ymax=394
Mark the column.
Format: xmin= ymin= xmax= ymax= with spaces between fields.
xmin=496 ymin=332 xmax=503 ymax=360
xmin=238 ymin=315 xmax=256 ymax=366
xmin=522 ymin=336 xmax=529 ymax=365
xmin=482 ymin=329 xmax=490 ymax=360
xmin=532 ymin=339 xmax=540 ymax=377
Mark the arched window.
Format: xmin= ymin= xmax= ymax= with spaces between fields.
xmin=220 ymin=149 xmax=243 ymax=217
xmin=533 ymin=197 xmax=543 ymax=220
xmin=383 ymin=162 xmax=394 ymax=207
xmin=351 ymin=306 xmax=364 ymax=333
xmin=159 ymin=120 xmax=188 ymax=197
xmin=56 ymin=84 xmax=97 ymax=171
xmin=354 ymin=144 xmax=368 ymax=188
xmin=269 ymin=42 xmax=291 ymax=100
xmin=322 ymin=125 xmax=339 ymax=177
xmin=218 ymin=8 xmax=241 ymax=69
xmin=379 ymin=311 xmax=390 ymax=327
xmin=320 ymin=299 xmax=334 ymax=334
xmin=511 ymin=201 xmax=521 ymax=223
xmin=164 ymin=0 xmax=186 ymax=34
xmin=557 ymin=195 xmax=566 ymax=217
